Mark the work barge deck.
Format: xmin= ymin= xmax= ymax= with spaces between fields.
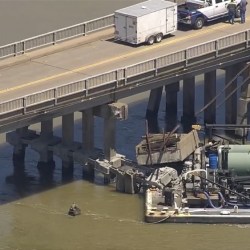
xmin=141 ymin=125 xmax=250 ymax=224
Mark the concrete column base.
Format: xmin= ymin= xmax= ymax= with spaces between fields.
xmin=13 ymin=146 xmax=26 ymax=163
xmin=82 ymin=163 xmax=95 ymax=180
xmin=94 ymin=170 xmax=110 ymax=185
xmin=62 ymin=159 xmax=74 ymax=181
xmin=116 ymin=171 xmax=125 ymax=192
xmin=37 ymin=160 xmax=55 ymax=186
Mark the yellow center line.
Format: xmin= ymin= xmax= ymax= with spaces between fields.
xmin=0 ymin=18 xmax=248 ymax=95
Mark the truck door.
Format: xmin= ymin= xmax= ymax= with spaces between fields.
xmin=214 ymin=0 xmax=228 ymax=16
xmin=115 ymin=14 xmax=127 ymax=41
xmin=126 ymin=16 xmax=137 ymax=43
xmin=166 ymin=6 xmax=177 ymax=33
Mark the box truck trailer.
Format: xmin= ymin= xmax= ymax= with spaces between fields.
xmin=114 ymin=0 xmax=177 ymax=45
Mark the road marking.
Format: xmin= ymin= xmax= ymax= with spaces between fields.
xmin=0 ymin=18 xmax=249 ymax=95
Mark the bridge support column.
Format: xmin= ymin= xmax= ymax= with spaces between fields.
xmin=62 ymin=113 xmax=74 ymax=180
xmin=146 ymin=87 xmax=163 ymax=133
xmin=92 ymin=103 xmax=127 ymax=184
xmin=82 ymin=109 xmax=94 ymax=153
xmin=82 ymin=109 xmax=95 ymax=179
xmin=236 ymin=62 xmax=250 ymax=138
xmin=225 ymin=65 xmax=239 ymax=124
xmin=37 ymin=119 xmax=55 ymax=185
xmin=12 ymin=127 xmax=29 ymax=164
xmin=204 ymin=70 xmax=217 ymax=125
xmin=165 ymin=82 xmax=179 ymax=131
xmin=104 ymin=115 xmax=116 ymax=161
xmin=6 ymin=126 xmax=29 ymax=185
xmin=38 ymin=119 xmax=54 ymax=163
xmin=182 ymin=76 xmax=196 ymax=132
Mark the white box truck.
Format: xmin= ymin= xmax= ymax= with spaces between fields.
xmin=114 ymin=0 xmax=177 ymax=45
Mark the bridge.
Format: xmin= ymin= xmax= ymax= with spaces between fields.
xmin=1 ymin=5 xmax=250 ymax=187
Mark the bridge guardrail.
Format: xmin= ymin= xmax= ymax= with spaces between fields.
xmin=0 ymin=29 xmax=249 ymax=117
xmin=0 ymin=14 xmax=114 ymax=59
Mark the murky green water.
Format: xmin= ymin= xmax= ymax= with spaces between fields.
xmin=0 ymin=1 xmax=250 ymax=249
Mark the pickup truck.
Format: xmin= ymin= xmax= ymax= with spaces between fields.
xmin=178 ymin=0 xmax=241 ymax=29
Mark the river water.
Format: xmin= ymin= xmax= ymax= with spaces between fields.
xmin=0 ymin=1 xmax=250 ymax=250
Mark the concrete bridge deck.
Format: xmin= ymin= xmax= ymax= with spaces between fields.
xmin=0 ymin=16 xmax=249 ymax=104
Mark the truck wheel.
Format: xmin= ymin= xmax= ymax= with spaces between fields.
xmin=155 ymin=33 xmax=163 ymax=43
xmin=147 ymin=36 xmax=155 ymax=45
xmin=194 ymin=17 xmax=204 ymax=29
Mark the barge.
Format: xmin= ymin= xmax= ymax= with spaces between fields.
xmin=145 ymin=188 xmax=250 ymax=224
xmin=135 ymin=127 xmax=250 ymax=224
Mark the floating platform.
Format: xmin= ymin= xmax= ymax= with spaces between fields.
xmin=145 ymin=188 xmax=250 ymax=224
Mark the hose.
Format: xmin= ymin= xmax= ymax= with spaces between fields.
xmin=183 ymin=169 xmax=207 ymax=181
xmin=226 ymin=200 xmax=250 ymax=208
xmin=203 ymin=191 xmax=225 ymax=209
xmin=214 ymin=192 xmax=250 ymax=208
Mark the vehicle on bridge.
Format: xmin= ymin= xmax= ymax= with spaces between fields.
xmin=114 ymin=0 xmax=177 ymax=45
xmin=178 ymin=0 xmax=241 ymax=29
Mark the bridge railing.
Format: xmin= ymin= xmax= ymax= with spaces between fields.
xmin=0 ymin=29 xmax=249 ymax=117
xmin=0 ymin=14 xmax=114 ymax=59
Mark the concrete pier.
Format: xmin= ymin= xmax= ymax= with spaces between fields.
xmin=204 ymin=70 xmax=216 ymax=124
xmin=12 ymin=127 xmax=29 ymax=163
xmin=62 ymin=113 xmax=74 ymax=179
xmin=39 ymin=119 xmax=54 ymax=164
xmin=165 ymin=82 xmax=179 ymax=131
xmin=82 ymin=109 xmax=94 ymax=153
xmin=37 ymin=119 xmax=55 ymax=184
xmin=182 ymin=76 xmax=196 ymax=132
xmin=146 ymin=87 xmax=163 ymax=133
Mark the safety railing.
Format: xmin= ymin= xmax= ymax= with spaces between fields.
xmin=0 ymin=14 xmax=114 ymax=59
xmin=0 ymin=29 xmax=249 ymax=117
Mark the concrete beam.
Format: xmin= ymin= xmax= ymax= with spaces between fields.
xmin=93 ymin=103 xmax=128 ymax=120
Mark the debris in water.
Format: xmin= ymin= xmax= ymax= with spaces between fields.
xmin=68 ymin=202 xmax=81 ymax=216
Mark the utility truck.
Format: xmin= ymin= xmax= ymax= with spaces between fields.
xmin=114 ymin=0 xmax=177 ymax=45
xmin=178 ymin=0 xmax=241 ymax=29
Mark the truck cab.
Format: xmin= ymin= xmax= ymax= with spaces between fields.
xmin=178 ymin=0 xmax=241 ymax=29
